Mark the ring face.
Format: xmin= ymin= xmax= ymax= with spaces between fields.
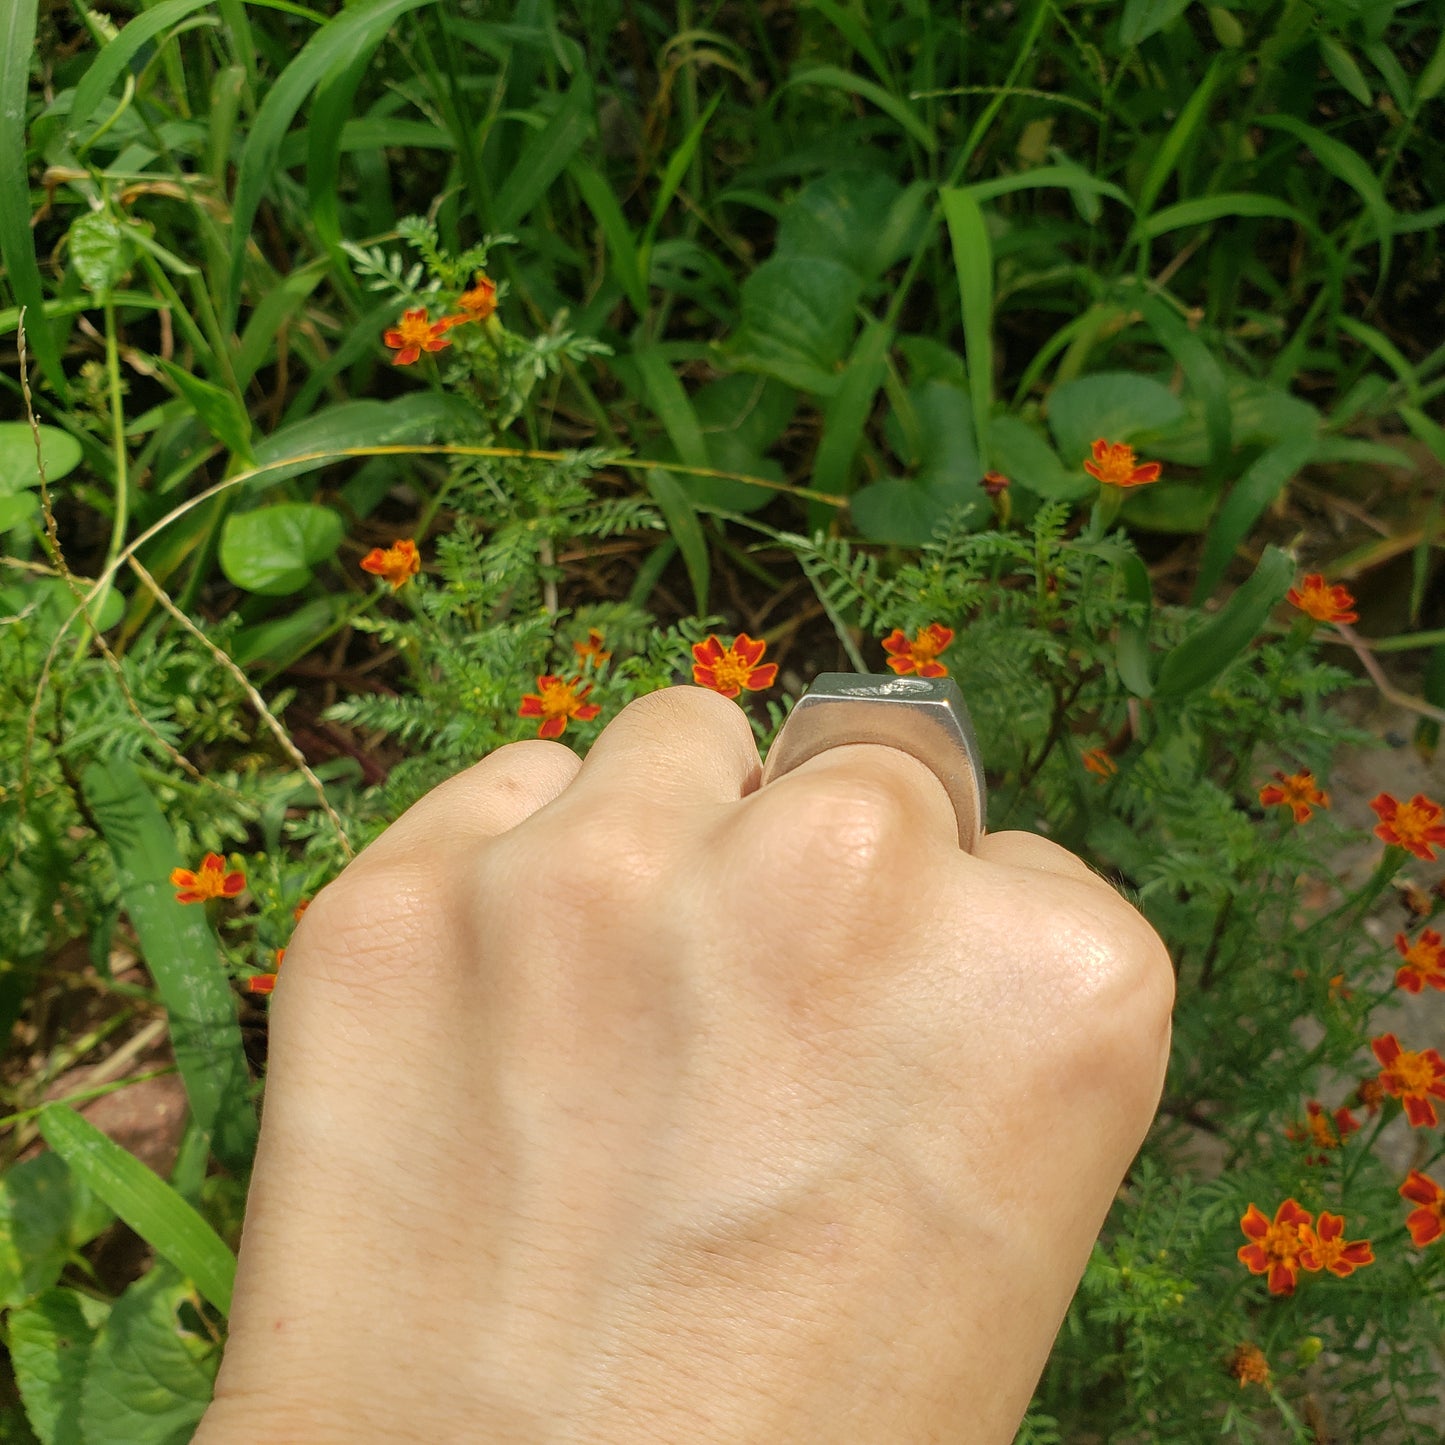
xmin=759 ymin=672 xmax=987 ymax=850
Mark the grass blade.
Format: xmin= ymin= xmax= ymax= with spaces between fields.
xmin=570 ymin=162 xmax=646 ymax=312
xmin=1 ymin=0 xmax=67 ymax=398
xmin=80 ymin=761 xmax=257 ymax=1173
xmin=1135 ymin=56 xmax=1223 ymax=223
xmin=1139 ymin=294 xmax=1231 ymax=470
xmin=226 ymin=0 xmax=437 ymax=327
xmin=634 ymin=346 xmax=708 ymax=469
xmin=490 ymin=77 xmax=595 ymax=234
xmin=37 ymin=1107 xmax=235 ymax=1318
xmin=939 ymin=187 xmax=993 ymax=468
xmin=786 ymin=65 xmax=936 ymax=153
xmin=644 ymin=466 xmax=709 ymax=613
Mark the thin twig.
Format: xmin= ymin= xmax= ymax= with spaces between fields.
xmin=127 ymin=557 xmax=354 ymax=858
xmin=1331 ymin=621 xmax=1445 ymax=726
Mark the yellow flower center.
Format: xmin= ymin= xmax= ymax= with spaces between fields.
xmin=708 ymin=649 xmax=753 ymax=692
xmin=1092 ymin=443 xmax=1141 ymax=485
xmin=538 ymin=679 xmax=581 ymax=717
xmin=395 ymin=313 xmax=435 ymax=345
xmin=1261 ymin=1221 xmax=1304 ymax=1263
xmin=1391 ymin=1050 xmax=1437 ymax=1092
xmin=1390 ymin=804 xmax=1434 ymax=845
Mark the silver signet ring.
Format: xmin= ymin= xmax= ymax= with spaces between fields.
xmin=758 ymin=672 xmax=987 ymax=851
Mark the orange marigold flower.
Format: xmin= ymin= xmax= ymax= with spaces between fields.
xmin=981 ymin=470 xmax=1010 ymax=498
xmin=360 ymin=538 xmax=421 ymax=590
xmin=1286 ymin=573 xmax=1358 ymax=624
xmin=170 ymin=852 xmax=246 ymax=904
xmin=453 ymin=272 xmax=497 ymax=323
xmin=573 ymin=628 xmax=612 ymax=667
xmin=691 ymin=634 xmax=778 ymax=698
xmin=1228 ymin=1342 xmax=1272 ymax=1389
xmin=1238 ymin=1199 xmax=1313 ymax=1295
xmin=1299 ymin=1212 xmax=1374 ymax=1278
xmin=1372 ymin=1032 xmax=1445 ymax=1127
xmin=383 ymin=307 xmax=453 ymax=365
xmin=519 ymin=674 xmax=601 ymax=739
xmin=1400 ymin=1169 xmax=1445 ymax=1247
xmin=1354 ymin=1076 xmax=1386 ymax=1115
xmin=1258 ymin=770 xmax=1329 ymax=823
xmin=1287 ymin=1099 xmax=1361 ymax=1163
xmin=1395 ymin=927 xmax=1445 ymax=994
xmin=881 ymin=624 xmax=954 ymax=678
xmin=1371 ymin=792 xmax=1445 ymax=862
xmin=248 ymin=947 xmax=284 ymax=995
xmin=1082 ymin=439 xmax=1161 ymax=489
xmin=1082 ymin=748 xmax=1117 ymax=779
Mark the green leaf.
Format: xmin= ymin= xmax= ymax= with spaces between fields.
xmin=1119 ymin=0 xmax=1193 ymax=46
xmin=0 ymin=1153 xmax=94 ymax=1310
xmin=776 ymin=171 xmax=926 ymax=283
xmin=733 ymin=254 xmax=862 ymax=393
xmin=1138 ymin=297 xmax=1231 ymax=470
xmin=9 ymin=1288 xmax=106 ymax=1445
xmin=0 ymin=492 xmax=36 ymax=529
xmin=79 ymin=1268 xmax=220 ymax=1445
xmin=1318 ymin=35 xmax=1372 ymax=107
xmin=963 ymin=166 xmax=1131 ymax=210
xmin=1135 ymin=192 xmax=1315 ymax=240
xmin=226 ymin=0 xmax=438 ymax=325
xmin=67 ymin=0 xmax=219 ymax=138
xmin=813 ymin=319 xmax=894 ymax=498
xmin=155 ymin=360 xmax=254 ymax=464
xmin=785 ymin=64 xmax=936 ymax=152
xmin=68 ymin=213 xmax=133 ymax=299
xmin=849 ymin=476 xmax=951 ymax=546
xmin=1193 ymin=432 xmax=1316 ymax=600
xmin=939 ymin=186 xmax=994 ymax=468
xmin=219 ymin=502 xmax=344 ymax=595
xmin=79 ymin=762 xmax=257 ymax=1171
xmin=0 ymin=422 xmax=82 ymax=494
xmin=1414 ymin=25 xmax=1445 ymax=106
xmin=570 ymin=162 xmax=646 ymax=312
xmin=988 ymin=415 xmax=1087 ymax=502
xmin=690 ymin=373 xmax=792 ymax=513
xmin=644 ymin=467 xmax=709 ymax=613
xmin=633 ymin=347 xmax=708 ymax=469
xmin=37 ymin=1109 xmax=236 ymax=1318
xmin=1155 ymin=544 xmax=1294 ymax=698
xmin=0 ymin=0 xmax=67 ymax=398
xmin=1135 ymin=56 xmax=1223 ymax=220
xmin=1046 ymin=372 xmax=1185 ymax=471
xmin=228 ymin=595 xmax=350 ymax=669
xmin=491 ymin=76 xmax=595 ymax=233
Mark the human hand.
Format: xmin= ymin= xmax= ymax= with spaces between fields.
xmin=197 ymin=686 xmax=1173 ymax=1444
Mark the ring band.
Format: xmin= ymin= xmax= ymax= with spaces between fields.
xmin=758 ymin=673 xmax=987 ymax=850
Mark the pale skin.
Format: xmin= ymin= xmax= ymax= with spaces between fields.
xmin=196 ymin=686 xmax=1174 ymax=1444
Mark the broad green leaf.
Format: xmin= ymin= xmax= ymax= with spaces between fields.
xmin=0 ymin=0 xmax=67 ymax=397
xmin=9 ymin=1288 xmax=107 ymax=1445
xmin=1046 ymin=372 xmax=1184 ymax=472
xmin=252 ymin=394 xmax=475 ymax=487
xmin=1155 ymin=545 xmax=1294 ymax=698
xmin=0 ymin=423 xmax=82 ymax=494
xmin=37 ymin=1109 xmax=235 ymax=1318
xmin=1113 ymin=480 xmax=1217 ymax=534
xmin=1190 ymin=427 xmax=1317 ymax=598
xmin=0 ymin=576 xmax=123 ymax=636
xmin=67 ymin=0 xmax=218 ymax=139
xmin=0 ymin=492 xmax=36 ymax=529
xmin=776 ymin=171 xmax=926 ymax=283
xmin=989 ymin=414 xmax=1088 ymax=501
xmin=79 ymin=1268 xmax=220 ymax=1444
xmin=491 ymin=77 xmax=595 ymax=233
xmin=79 ymin=762 xmax=257 ymax=1172
xmin=226 ymin=0 xmax=438 ymax=324
xmin=0 ymin=1154 xmax=90 ymax=1310
xmin=785 ymin=64 xmax=936 ymax=152
xmin=155 ymin=360 xmax=254 ymax=464
xmin=1119 ymin=0 xmax=1193 ymax=46
xmin=219 ymin=502 xmax=344 ymax=595
xmin=690 ymin=373 xmax=792 ymax=513
xmin=939 ymin=187 xmax=993 ymax=467
xmin=734 ymin=254 xmax=862 ymax=392
xmin=644 ymin=468 xmax=709 ymax=613
xmin=67 ymin=213 xmax=133 ymax=299
xmin=850 ymin=476 xmax=952 ymax=546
